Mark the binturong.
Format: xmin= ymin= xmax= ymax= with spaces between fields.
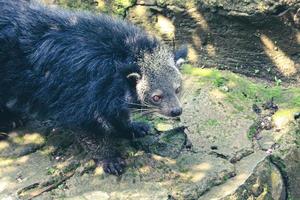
xmin=0 ymin=0 xmax=188 ymax=174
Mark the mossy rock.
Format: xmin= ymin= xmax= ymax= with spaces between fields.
xmin=133 ymin=126 xmax=187 ymax=158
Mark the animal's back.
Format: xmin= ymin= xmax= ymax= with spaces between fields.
xmin=0 ymin=0 xmax=158 ymax=125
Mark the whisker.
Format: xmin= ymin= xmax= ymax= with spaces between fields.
xmin=140 ymin=110 xmax=158 ymax=116
xmin=130 ymin=108 xmax=153 ymax=113
xmin=127 ymin=102 xmax=158 ymax=109
xmin=126 ymin=102 xmax=156 ymax=108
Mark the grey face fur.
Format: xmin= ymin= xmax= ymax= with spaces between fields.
xmin=136 ymin=46 xmax=183 ymax=117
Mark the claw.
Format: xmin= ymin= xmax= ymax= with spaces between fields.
xmin=102 ymin=157 xmax=126 ymax=176
xmin=131 ymin=121 xmax=151 ymax=138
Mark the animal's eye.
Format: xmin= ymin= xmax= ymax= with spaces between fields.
xmin=175 ymin=87 xmax=181 ymax=94
xmin=152 ymin=95 xmax=162 ymax=102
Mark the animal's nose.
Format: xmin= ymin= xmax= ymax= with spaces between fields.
xmin=170 ymin=107 xmax=182 ymax=117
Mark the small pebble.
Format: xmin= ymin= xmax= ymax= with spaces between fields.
xmin=210 ymin=145 xmax=218 ymax=150
xmin=266 ymin=149 xmax=273 ymax=155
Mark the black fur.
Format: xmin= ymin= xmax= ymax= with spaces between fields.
xmin=0 ymin=0 xmax=159 ymax=137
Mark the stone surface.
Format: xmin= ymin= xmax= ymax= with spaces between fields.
xmin=0 ymin=68 xmax=299 ymax=199
xmin=125 ymin=1 xmax=300 ymax=83
xmin=42 ymin=0 xmax=300 ymax=83
xmin=133 ymin=127 xmax=187 ymax=159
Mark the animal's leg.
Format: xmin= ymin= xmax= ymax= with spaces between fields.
xmin=129 ymin=121 xmax=152 ymax=138
xmin=0 ymin=105 xmax=24 ymax=135
xmin=76 ymin=132 xmax=126 ymax=176
xmin=109 ymin=116 xmax=152 ymax=139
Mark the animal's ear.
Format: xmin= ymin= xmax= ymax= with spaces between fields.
xmin=126 ymin=72 xmax=141 ymax=85
xmin=174 ymin=45 xmax=188 ymax=68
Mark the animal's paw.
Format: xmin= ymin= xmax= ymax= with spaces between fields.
xmin=0 ymin=132 xmax=8 ymax=140
xmin=0 ymin=108 xmax=24 ymax=133
xmin=130 ymin=121 xmax=151 ymax=138
xmin=102 ymin=157 xmax=126 ymax=176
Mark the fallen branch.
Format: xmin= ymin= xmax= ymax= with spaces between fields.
xmin=18 ymin=171 xmax=75 ymax=200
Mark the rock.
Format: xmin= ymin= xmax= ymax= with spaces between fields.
xmin=1 ymin=66 xmax=299 ymax=199
xmin=226 ymin=159 xmax=286 ymax=200
xmin=271 ymin=125 xmax=300 ymax=200
xmin=281 ymin=148 xmax=300 ymax=199
xmin=69 ymin=191 xmax=110 ymax=200
xmin=257 ymin=130 xmax=276 ymax=151
xmin=202 ymin=154 xmax=286 ymax=200
xmin=155 ymin=122 xmax=174 ymax=132
xmin=137 ymin=0 xmax=156 ymax=6
xmin=125 ymin=1 xmax=300 ymax=83
xmin=133 ymin=126 xmax=187 ymax=159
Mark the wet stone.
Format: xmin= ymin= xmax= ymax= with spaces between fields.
xmin=133 ymin=127 xmax=187 ymax=159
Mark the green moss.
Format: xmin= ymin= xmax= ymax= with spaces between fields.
xmin=111 ymin=0 xmax=136 ymax=16
xmin=47 ymin=167 xmax=57 ymax=175
xmin=182 ymin=64 xmax=221 ymax=79
xmin=213 ymin=77 xmax=228 ymax=87
xmin=223 ymin=174 xmax=230 ymax=181
xmin=131 ymin=113 xmax=151 ymax=123
xmin=204 ymin=119 xmax=220 ymax=127
xmin=62 ymin=162 xmax=80 ymax=173
xmin=55 ymin=0 xmax=100 ymax=12
xmin=182 ymin=64 xmax=300 ymax=112
xmin=247 ymin=122 xmax=259 ymax=140
xmin=55 ymin=0 xmax=136 ymax=16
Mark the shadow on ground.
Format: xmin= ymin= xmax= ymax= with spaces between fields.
xmin=1 ymin=65 xmax=299 ymax=199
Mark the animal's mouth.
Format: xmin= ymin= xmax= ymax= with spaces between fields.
xmin=138 ymin=102 xmax=182 ymax=118
xmin=156 ymin=109 xmax=182 ymax=118
xmin=156 ymin=113 xmax=181 ymax=120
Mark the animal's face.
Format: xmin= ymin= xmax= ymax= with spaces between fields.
xmin=133 ymin=46 xmax=186 ymax=117
xmin=136 ymin=70 xmax=182 ymax=117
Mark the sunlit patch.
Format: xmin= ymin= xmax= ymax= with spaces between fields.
xmin=182 ymin=64 xmax=217 ymax=77
xmin=272 ymin=108 xmax=299 ymax=129
xmin=185 ymin=6 xmax=217 ymax=59
xmin=0 ymin=141 xmax=9 ymax=151
xmin=155 ymin=123 xmax=173 ymax=132
xmin=152 ymin=155 xmax=176 ymax=165
xmin=155 ymin=15 xmax=175 ymax=40
xmin=96 ymin=0 xmax=106 ymax=10
xmin=194 ymin=163 xmax=211 ymax=171
xmin=56 ymin=161 xmax=69 ymax=169
xmin=189 ymin=172 xmax=205 ymax=182
xmin=187 ymin=46 xmax=199 ymax=63
xmin=215 ymin=173 xmax=248 ymax=196
xmin=186 ymin=8 xmax=209 ymax=31
xmin=139 ymin=165 xmax=151 ymax=174
xmin=271 ymin=170 xmax=281 ymax=188
xmin=296 ymin=31 xmax=300 ymax=44
xmin=41 ymin=145 xmax=56 ymax=155
xmin=257 ymin=2 xmax=268 ymax=12
xmin=260 ymin=34 xmax=297 ymax=76
xmin=209 ymin=89 xmax=227 ymax=100
xmin=192 ymin=34 xmax=202 ymax=48
xmin=227 ymin=80 xmax=237 ymax=88
xmin=183 ymin=163 xmax=212 ymax=182
xmin=206 ymin=44 xmax=216 ymax=57
xmin=0 ymin=166 xmax=17 ymax=177
xmin=0 ymin=178 xmax=10 ymax=193
xmin=133 ymin=5 xmax=147 ymax=17
xmin=0 ymin=158 xmax=14 ymax=167
xmin=12 ymin=133 xmax=45 ymax=145
xmin=18 ymin=156 xmax=29 ymax=164
xmin=94 ymin=166 xmax=104 ymax=176
xmin=0 ymin=156 xmax=29 ymax=168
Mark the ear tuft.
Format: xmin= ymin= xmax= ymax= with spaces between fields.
xmin=127 ymin=72 xmax=141 ymax=85
xmin=174 ymin=45 xmax=188 ymax=67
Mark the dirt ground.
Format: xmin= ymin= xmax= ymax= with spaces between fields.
xmin=1 ymin=1 xmax=300 ymax=199
xmin=1 ymin=65 xmax=299 ymax=200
